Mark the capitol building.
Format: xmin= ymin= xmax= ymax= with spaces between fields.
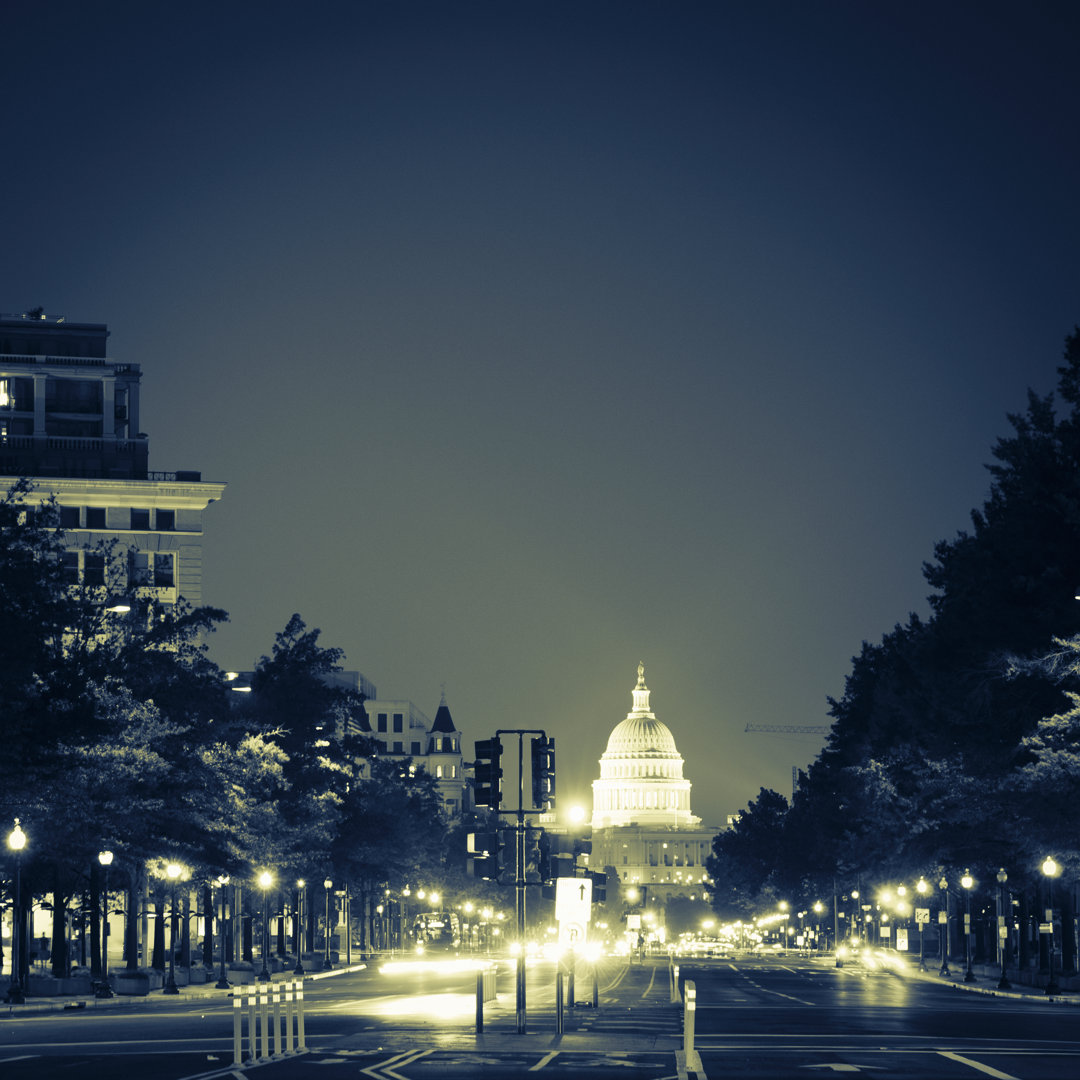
xmin=590 ymin=663 xmax=720 ymax=906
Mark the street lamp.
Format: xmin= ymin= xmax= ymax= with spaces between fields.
xmin=961 ymin=871 xmax=975 ymax=983
xmin=257 ymin=870 xmax=273 ymax=981
xmin=215 ymin=875 xmax=231 ymax=989
xmin=294 ymin=879 xmax=306 ymax=976
xmin=323 ymin=878 xmax=333 ymax=969
xmin=97 ymin=850 xmax=114 ymax=996
xmin=813 ymin=900 xmax=824 ymax=952
xmin=995 ymin=868 xmax=1011 ymax=990
xmin=5 ymin=820 xmax=27 ymax=1003
xmin=938 ymin=876 xmax=951 ymax=977
xmin=164 ymin=862 xmax=183 ymax=994
xmin=1042 ymin=856 xmax=1061 ymax=995
xmin=778 ymin=901 xmax=789 ymax=951
xmin=916 ymin=878 xmax=928 ymax=971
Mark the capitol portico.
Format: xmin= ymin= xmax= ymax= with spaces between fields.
xmin=590 ymin=663 xmax=719 ymax=907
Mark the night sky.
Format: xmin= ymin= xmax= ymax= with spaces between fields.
xmin=3 ymin=1 xmax=1078 ymax=829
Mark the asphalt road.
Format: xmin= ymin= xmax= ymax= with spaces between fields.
xmin=1 ymin=952 xmax=1078 ymax=1079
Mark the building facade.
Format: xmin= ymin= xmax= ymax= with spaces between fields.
xmin=0 ymin=310 xmax=225 ymax=608
xmin=366 ymin=692 xmax=467 ymax=819
xmin=590 ymin=663 xmax=718 ymax=905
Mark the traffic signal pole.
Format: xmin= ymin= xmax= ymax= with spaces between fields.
xmin=472 ymin=728 xmax=554 ymax=1035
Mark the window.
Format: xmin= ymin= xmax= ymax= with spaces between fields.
xmin=436 ymin=765 xmax=444 ymax=778
xmin=377 ymin=713 xmax=387 ymax=733
xmin=62 ymin=550 xmax=79 ymax=586
xmin=450 ymin=765 xmax=456 ymax=778
xmin=153 ymin=552 xmax=174 ymax=587
xmin=84 ymin=552 xmax=106 ymax=587
xmin=411 ymin=741 xmax=421 ymax=756
xmin=130 ymin=508 xmax=150 ymax=530
xmin=392 ymin=713 xmax=403 ymax=733
xmin=156 ymin=509 xmax=175 ymax=531
xmin=393 ymin=741 xmax=403 ymax=753
xmin=59 ymin=506 xmax=80 ymax=529
xmin=86 ymin=507 xmax=106 ymax=529
xmin=128 ymin=551 xmax=150 ymax=586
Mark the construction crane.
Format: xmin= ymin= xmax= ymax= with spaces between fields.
xmin=744 ymin=723 xmax=829 ymax=735
xmin=744 ymin=724 xmax=830 ymax=799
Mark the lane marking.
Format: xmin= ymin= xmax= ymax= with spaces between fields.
xmin=937 ymin=1052 xmax=1020 ymax=1079
xmin=529 ymin=1050 xmax=559 ymax=1070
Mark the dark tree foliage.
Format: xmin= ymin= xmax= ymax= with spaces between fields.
xmin=711 ymin=328 xmax=1080 ymax=912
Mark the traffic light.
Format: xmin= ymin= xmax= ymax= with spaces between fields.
xmin=572 ymin=836 xmax=592 ymax=861
xmin=524 ymin=827 xmax=543 ymax=884
xmin=589 ymin=871 xmax=607 ymax=903
xmin=466 ymin=831 xmax=502 ymax=880
xmin=530 ymin=735 xmax=555 ymax=811
xmin=473 ymin=737 xmax=503 ymax=808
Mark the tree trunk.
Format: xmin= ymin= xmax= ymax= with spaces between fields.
xmin=50 ymin=866 xmax=68 ymax=977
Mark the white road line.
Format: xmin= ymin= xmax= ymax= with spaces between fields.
xmin=938 ymin=1051 xmax=1021 ymax=1079
xmin=529 ymin=1050 xmax=559 ymax=1070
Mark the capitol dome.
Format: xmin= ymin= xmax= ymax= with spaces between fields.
xmin=591 ymin=663 xmax=699 ymax=830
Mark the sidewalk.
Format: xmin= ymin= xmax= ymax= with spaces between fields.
xmin=900 ymin=954 xmax=1080 ymax=1006
xmin=1 ymin=962 xmax=369 ymax=1018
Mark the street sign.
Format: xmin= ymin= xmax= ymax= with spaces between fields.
xmin=1039 ymin=922 xmax=1053 ymax=934
xmin=555 ymin=875 xmax=592 ymax=925
xmin=915 ymin=908 xmax=930 ymax=925
xmin=626 ymin=913 xmax=641 ymax=930
xmin=938 ymin=911 xmax=948 ymax=924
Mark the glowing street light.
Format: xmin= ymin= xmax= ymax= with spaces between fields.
xmin=97 ymin=850 xmax=114 ymax=996
xmin=257 ymin=870 xmax=274 ymax=981
xmin=961 ymin=871 xmax=975 ymax=983
xmin=5 ymin=820 xmax=27 ymax=1003
xmin=938 ymin=876 xmax=951 ymax=977
xmin=294 ymin=879 xmax=306 ymax=976
xmin=323 ymin=878 xmax=334 ymax=969
xmin=1042 ymin=857 xmax=1061 ymax=995
xmin=164 ymin=862 xmax=184 ymax=994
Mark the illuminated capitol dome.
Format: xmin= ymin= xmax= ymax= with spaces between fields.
xmin=591 ymin=662 xmax=700 ymax=830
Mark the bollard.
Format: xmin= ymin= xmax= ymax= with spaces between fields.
xmin=555 ymin=964 xmax=564 ymax=1034
xmin=683 ymin=980 xmax=696 ymax=1059
xmin=476 ymin=969 xmax=484 ymax=1032
xmin=232 ymin=979 xmax=306 ymax=1064
xmin=592 ymin=967 xmax=598 ymax=1009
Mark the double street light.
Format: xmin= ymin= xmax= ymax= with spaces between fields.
xmin=938 ymin=877 xmax=951 ymax=977
xmin=215 ymin=875 xmax=231 ymax=989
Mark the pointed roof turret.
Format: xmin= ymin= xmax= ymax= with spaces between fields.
xmin=431 ymin=689 xmax=457 ymax=734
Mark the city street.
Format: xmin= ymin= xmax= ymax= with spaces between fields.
xmin=1 ymin=953 xmax=1079 ymax=1078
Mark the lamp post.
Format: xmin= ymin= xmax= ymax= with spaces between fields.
xmin=257 ymin=871 xmax=273 ymax=981
xmin=938 ymin=876 xmax=951 ymax=977
xmin=97 ymin=850 xmax=114 ymax=996
xmin=961 ymin=871 xmax=975 ymax=983
xmin=995 ymin=868 xmax=1011 ymax=990
xmin=323 ymin=878 xmax=333 ymax=969
xmin=294 ymin=880 xmax=306 ymax=976
xmin=5 ymin=820 xmax=27 ymax=1004
xmin=164 ymin=862 xmax=182 ymax=994
xmin=813 ymin=901 xmax=824 ymax=952
xmin=1042 ymin=856 xmax=1061 ymax=995
xmin=215 ymin=875 xmax=231 ymax=989
xmin=779 ymin=901 xmax=789 ymax=952
xmin=916 ymin=877 xmax=928 ymax=971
